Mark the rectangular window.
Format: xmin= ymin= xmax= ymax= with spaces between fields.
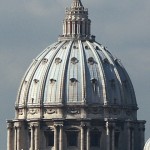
xmin=67 ymin=131 xmax=78 ymax=146
xmin=28 ymin=131 xmax=31 ymax=148
xmin=45 ymin=131 xmax=54 ymax=147
xmin=90 ymin=131 xmax=101 ymax=147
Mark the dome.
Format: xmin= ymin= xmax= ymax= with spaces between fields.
xmin=144 ymin=139 xmax=150 ymax=150
xmin=7 ymin=1 xmax=146 ymax=150
xmin=15 ymin=0 xmax=137 ymax=120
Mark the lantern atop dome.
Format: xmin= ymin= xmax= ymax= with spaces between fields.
xmin=59 ymin=0 xmax=94 ymax=41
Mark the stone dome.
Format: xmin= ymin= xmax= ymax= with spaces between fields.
xmin=15 ymin=0 xmax=138 ymax=120
xmin=7 ymin=1 xmax=146 ymax=150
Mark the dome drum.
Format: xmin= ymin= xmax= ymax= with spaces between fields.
xmin=7 ymin=118 xmax=145 ymax=150
xmin=15 ymin=105 xmax=137 ymax=121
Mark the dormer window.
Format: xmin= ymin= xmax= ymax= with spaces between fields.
xmin=85 ymin=45 xmax=89 ymax=49
xmin=91 ymin=78 xmax=97 ymax=93
xmin=50 ymin=79 xmax=56 ymax=84
xmin=70 ymin=78 xmax=77 ymax=86
xmin=24 ymin=80 xmax=27 ymax=84
xmin=73 ymin=45 xmax=77 ymax=49
xmin=103 ymin=58 xmax=109 ymax=64
xmin=91 ymin=78 xmax=97 ymax=84
xmin=62 ymin=46 xmax=66 ymax=49
xmin=94 ymin=46 xmax=99 ymax=50
xmin=71 ymin=57 xmax=78 ymax=64
xmin=88 ymin=57 xmax=94 ymax=65
xmin=55 ymin=57 xmax=62 ymax=64
xmin=43 ymin=58 xmax=48 ymax=63
xmin=34 ymin=79 xmax=39 ymax=83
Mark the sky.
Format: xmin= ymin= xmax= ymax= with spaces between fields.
xmin=0 ymin=0 xmax=150 ymax=149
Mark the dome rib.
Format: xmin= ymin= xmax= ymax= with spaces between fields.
xmin=87 ymin=41 xmax=107 ymax=105
xmin=115 ymin=61 xmax=137 ymax=106
xmin=16 ymin=42 xmax=60 ymax=107
xmin=95 ymin=42 xmax=124 ymax=105
xmin=58 ymin=41 xmax=73 ymax=104
xmin=78 ymin=40 xmax=86 ymax=102
xmin=37 ymin=41 xmax=66 ymax=104
xmin=27 ymin=41 xmax=66 ymax=105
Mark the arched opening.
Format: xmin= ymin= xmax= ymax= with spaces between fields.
xmin=90 ymin=129 xmax=101 ymax=148
xmin=44 ymin=130 xmax=54 ymax=147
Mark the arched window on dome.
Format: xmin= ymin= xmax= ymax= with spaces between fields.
xmin=91 ymin=78 xmax=97 ymax=93
xmin=70 ymin=78 xmax=78 ymax=86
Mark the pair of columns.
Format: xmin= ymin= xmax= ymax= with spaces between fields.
xmin=106 ymin=121 xmax=116 ymax=150
xmin=81 ymin=125 xmax=91 ymax=150
xmin=7 ymin=122 xmax=14 ymax=150
xmin=139 ymin=123 xmax=145 ymax=150
xmin=7 ymin=121 xmax=40 ymax=150
xmin=30 ymin=123 xmax=40 ymax=150
xmin=63 ymin=20 xmax=91 ymax=37
xmin=54 ymin=125 xmax=63 ymax=150
xmin=7 ymin=121 xmax=22 ymax=150
xmin=54 ymin=124 xmax=90 ymax=150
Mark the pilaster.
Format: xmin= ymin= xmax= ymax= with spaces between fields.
xmin=106 ymin=121 xmax=110 ymax=150
xmin=86 ymin=126 xmax=90 ymax=150
xmin=7 ymin=121 xmax=14 ymax=150
xmin=59 ymin=125 xmax=64 ymax=150
xmin=54 ymin=125 xmax=58 ymax=150
xmin=14 ymin=121 xmax=22 ymax=150
xmin=34 ymin=122 xmax=40 ymax=150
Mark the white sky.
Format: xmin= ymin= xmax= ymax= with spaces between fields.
xmin=0 ymin=0 xmax=150 ymax=149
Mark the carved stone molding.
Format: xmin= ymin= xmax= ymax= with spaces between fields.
xmin=18 ymin=109 xmax=23 ymax=115
xmin=45 ymin=108 xmax=57 ymax=114
xmin=7 ymin=122 xmax=13 ymax=129
xmin=67 ymin=107 xmax=80 ymax=114
xmin=14 ymin=122 xmax=22 ymax=128
xmin=29 ymin=122 xmax=40 ymax=128
xmin=28 ymin=108 xmax=39 ymax=115
xmin=87 ymin=107 xmax=103 ymax=114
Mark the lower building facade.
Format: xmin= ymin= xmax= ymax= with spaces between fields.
xmin=7 ymin=118 xmax=145 ymax=150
